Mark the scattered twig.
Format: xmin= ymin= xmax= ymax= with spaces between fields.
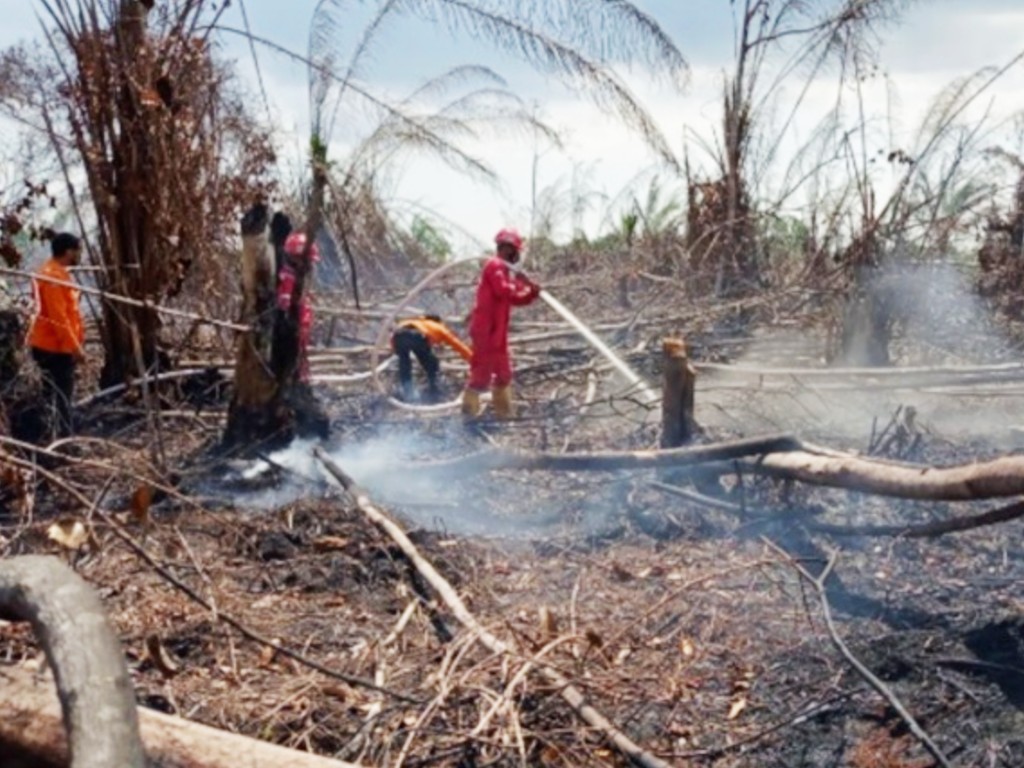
xmin=101 ymin=516 xmax=420 ymax=704
xmin=766 ymin=540 xmax=955 ymax=768
xmin=0 ymin=448 xmax=418 ymax=704
xmin=315 ymin=448 xmax=674 ymax=768
xmin=806 ymin=498 xmax=1024 ymax=539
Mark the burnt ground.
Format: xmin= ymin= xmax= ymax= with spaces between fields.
xmin=4 ymin=271 xmax=1024 ymax=767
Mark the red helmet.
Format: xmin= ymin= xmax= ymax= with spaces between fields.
xmin=494 ymin=228 xmax=523 ymax=251
xmin=283 ymin=232 xmax=320 ymax=262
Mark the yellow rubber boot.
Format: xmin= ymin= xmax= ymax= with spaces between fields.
xmin=461 ymin=388 xmax=482 ymax=418
xmin=492 ymin=385 xmax=514 ymax=419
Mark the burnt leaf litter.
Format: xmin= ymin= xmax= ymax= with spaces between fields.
xmin=4 ymin=266 xmax=1024 ymax=767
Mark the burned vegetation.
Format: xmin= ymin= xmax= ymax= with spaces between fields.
xmin=3 ymin=1 xmax=1024 ymax=768
xmin=4 ymin=249 xmax=1024 ymax=767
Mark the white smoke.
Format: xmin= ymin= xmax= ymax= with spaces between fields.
xmin=229 ymin=427 xmax=564 ymax=537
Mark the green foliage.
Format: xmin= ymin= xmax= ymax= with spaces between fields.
xmin=634 ymin=176 xmax=681 ymax=238
xmin=310 ymin=132 xmax=329 ymax=166
xmin=761 ymin=214 xmax=810 ymax=262
xmin=409 ymin=215 xmax=452 ymax=262
xmin=620 ymin=211 xmax=639 ymax=245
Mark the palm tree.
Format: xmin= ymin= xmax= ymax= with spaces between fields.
xmin=221 ymin=0 xmax=691 ymax=446
xmin=687 ymin=0 xmax=911 ymax=296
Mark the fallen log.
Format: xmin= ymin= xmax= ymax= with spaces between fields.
xmin=0 ymin=555 xmax=146 ymax=768
xmin=0 ymin=666 xmax=363 ymax=768
xmin=314 ymin=448 xmax=674 ymax=768
xmin=416 ymin=433 xmax=801 ymax=474
xmin=651 ymin=478 xmax=1024 ymax=539
xmin=748 ymin=449 xmax=1024 ymax=501
xmin=415 ymin=436 xmax=1024 ymax=502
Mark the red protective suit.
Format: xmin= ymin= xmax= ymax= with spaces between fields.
xmin=276 ymin=262 xmax=314 ymax=382
xmin=466 ymin=256 xmax=539 ymax=390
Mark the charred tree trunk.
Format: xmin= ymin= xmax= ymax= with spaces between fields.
xmin=223 ymin=205 xmax=288 ymax=448
xmin=222 ymin=205 xmax=327 ymax=451
xmin=836 ymin=284 xmax=892 ymax=366
xmin=834 ymin=212 xmax=894 ymax=367
xmin=660 ymin=338 xmax=697 ymax=448
xmin=0 ymin=555 xmax=146 ymax=768
xmin=98 ymin=303 xmax=164 ymax=389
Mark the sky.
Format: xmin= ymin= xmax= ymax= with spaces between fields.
xmin=2 ymin=0 xmax=1024 ymax=253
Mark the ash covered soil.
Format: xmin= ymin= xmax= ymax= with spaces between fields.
xmin=5 ymin=275 xmax=1024 ymax=767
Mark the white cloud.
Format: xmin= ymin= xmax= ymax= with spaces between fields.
xmin=3 ymin=0 xmax=1023 ymax=251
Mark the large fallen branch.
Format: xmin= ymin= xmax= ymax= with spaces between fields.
xmin=314 ymin=448 xmax=674 ymax=768
xmin=417 ymin=434 xmax=801 ymax=473
xmin=416 ymin=435 xmax=1024 ymax=502
xmin=0 ymin=666 xmax=363 ymax=768
xmin=748 ymin=449 xmax=1024 ymax=501
xmin=0 ymin=555 xmax=146 ymax=768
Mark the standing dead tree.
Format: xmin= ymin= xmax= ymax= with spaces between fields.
xmin=4 ymin=0 xmax=275 ymax=387
xmin=222 ymin=202 xmax=328 ymax=450
xmin=978 ymin=151 xmax=1024 ymax=317
xmin=828 ymin=53 xmax=1023 ymax=364
xmin=687 ymin=0 xmax=908 ymax=298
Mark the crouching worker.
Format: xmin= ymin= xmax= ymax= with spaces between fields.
xmin=390 ymin=314 xmax=472 ymax=402
xmin=277 ymin=232 xmax=317 ymax=382
xmin=462 ymin=228 xmax=540 ymax=419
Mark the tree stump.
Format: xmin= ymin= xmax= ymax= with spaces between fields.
xmin=222 ymin=204 xmax=328 ymax=452
xmin=660 ymin=337 xmax=697 ymax=448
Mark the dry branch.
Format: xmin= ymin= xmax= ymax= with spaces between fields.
xmin=808 ymin=497 xmax=1024 ymax=538
xmin=314 ymin=448 xmax=674 ymax=768
xmin=0 ymin=555 xmax=146 ymax=768
xmin=0 ymin=265 xmax=249 ymax=332
xmin=416 ymin=434 xmax=800 ymax=474
xmin=771 ymin=545 xmax=954 ymax=768
xmin=0 ymin=666 xmax=364 ymax=768
xmin=749 ymin=449 xmax=1024 ymax=501
xmin=417 ymin=435 xmax=1024 ymax=503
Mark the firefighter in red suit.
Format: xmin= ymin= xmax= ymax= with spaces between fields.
xmin=278 ymin=232 xmax=317 ymax=382
xmin=462 ymin=228 xmax=541 ymax=418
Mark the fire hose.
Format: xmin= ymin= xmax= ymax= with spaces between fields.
xmin=74 ymin=259 xmax=654 ymax=416
xmin=367 ymin=256 xmax=657 ymax=413
xmin=512 ymin=268 xmax=658 ymax=406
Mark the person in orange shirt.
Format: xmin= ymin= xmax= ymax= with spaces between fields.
xmin=28 ymin=232 xmax=85 ymax=438
xmin=390 ymin=314 xmax=471 ymax=402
